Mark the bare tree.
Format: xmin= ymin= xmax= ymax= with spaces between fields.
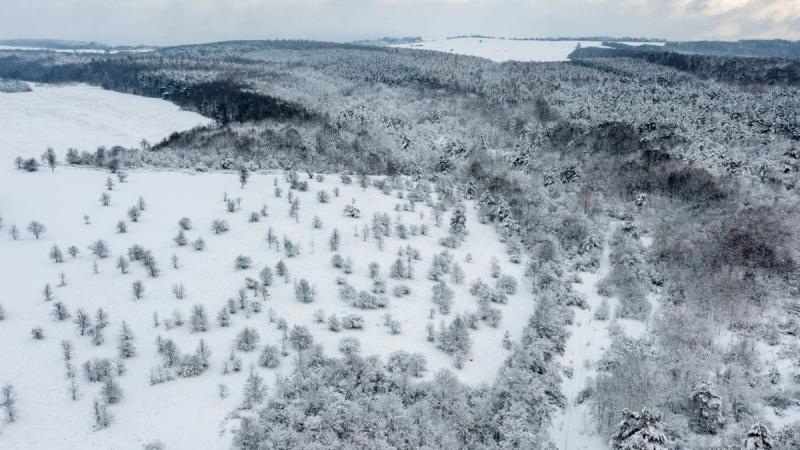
xmin=27 ymin=221 xmax=46 ymax=239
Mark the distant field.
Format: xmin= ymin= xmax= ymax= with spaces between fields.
xmin=393 ymin=37 xmax=664 ymax=62
xmin=0 ymin=84 xmax=209 ymax=162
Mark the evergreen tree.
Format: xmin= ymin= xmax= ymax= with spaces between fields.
xmin=294 ymin=279 xmax=316 ymax=303
xmin=258 ymin=345 xmax=281 ymax=369
xmin=449 ymin=204 xmax=467 ymax=236
xmin=195 ymin=339 xmax=211 ymax=369
xmin=217 ymin=307 xmax=231 ymax=327
xmin=744 ymin=422 xmax=772 ymax=450
xmin=431 ymin=281 xmax=454 ymax=314
xmin=236 ymin=327 xmax=260 ymax=352
xmin=242 ymin=368 xmax=267 ymax=409
xmin=289 ymin=325 xmax=314 ymax=351
xmin=690 ymin=380 xmax=724 ymax=434
xmin=259 ymin=266 xmax=273 ymax=287
xmin=329 ymin=228 xmax=340 ymax=251
xmin=610 ymin=408 xmax=667 ymax=450
xmin=275 ymin=260 xmax=288 ymax=279
xmin=190 ymin=304 xmax=209 ymax=333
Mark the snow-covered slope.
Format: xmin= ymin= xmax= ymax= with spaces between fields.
xmin=0 ymin=83 xmax=210 ymax=163
xmin=0 ymin=85 xmax=533 ymax=448
xmin=394 ymin=37 xmax=663 ymax=62
xmin=0 ymin=166 xmax=533 ymax=449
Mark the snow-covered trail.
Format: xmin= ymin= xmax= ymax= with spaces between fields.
xmin=549 ymin=244 xmax=612 ymax=450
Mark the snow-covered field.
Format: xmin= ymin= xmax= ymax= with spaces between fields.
xmin=0 ymin=86 xmax=536 ymax=448
xmin=0 ymin=46 xmax=155 ymax=54
xmin=0 ymin=84 xmax=210 ymax=163
xmin=394 ymin=37 xmax=663 ymax=62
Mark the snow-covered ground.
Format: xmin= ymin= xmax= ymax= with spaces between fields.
xmin=0 ymin=85 xmax=535 ymax=448
xmin=0 ymin=46 xmax=155 ymax=54
xmin=550 ymin=244 xmax=611 ymax=450
xmin=0 ymin=83 xmax=210 ymax=163
xmin=394 ymin=37 xmax=663 ymax=62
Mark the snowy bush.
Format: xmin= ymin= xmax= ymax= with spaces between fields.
xmin=341 ymin=314 xmax=364 ymax=330
xmin=234 ymin=255 xmax=253 ymax=270
xmin=235 ymin=327 xmax=260 ymax=352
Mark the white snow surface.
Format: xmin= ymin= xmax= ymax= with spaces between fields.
xmin=0 ymin=83 xmax=210 ymax=163
xmin=0 ymin=166 xmax=535 ymax=449
xmin=0 ymin=46 xmax=155 ymax=54
xmin=0 ymin=83 xmax=534 ymax=448
xmin=550 ymin=245 xmax=611 ymax=450
xmin=394 ymin=37 xmax=663 ymax=62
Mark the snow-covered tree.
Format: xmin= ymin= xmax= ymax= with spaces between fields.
xmin=89 ymin=239 xmax=110 ymax=258
xmin=744 ymin=422 xmax=772 ymax=450
xmin=42 ymin=283 xmax=54 ymax=302
xmin=294 ymin=279 xmax=316 ymax=303
xmin=101 ymin=376 xmax=123 ymax=404
xmin=259 ymin=345 xmax=281 ymax=369
xmin=31 ymin=326 xmax=44 ymax=340
xmin=432 ymin=281 xmax=454 ymax=314
xmin=217 ymin=307 xmax=231 ymax=327
xmin=52 ymin=302 xmax=70 ymax=321
xmin=49 ymin=245 xmax=64 ymax=263
xmin=190 ymin=304 xmax=208 ymax=333
xmin=241 ymin=367 xmax=266 ymax=409
xmin=92 ymin=399 xmax=113 ymax=429
xmin=236 ymin=327 xmax=260 ymax=352
xmin=690 ymin=380 xmax=724 ymax=434
xmin=289 ymin=325 xmax=314 ymax=351
xmin=132 ymin=280 xmax=145 ymax=300
xmin=610 ymin=408 xmax=667 ymax=450
xmin=1 ymin=384 xmax=17 ymax=423
xmin=449 ymin=204 xmax=467 ymax=236
xmin=74 ymin=308 xmax=92 ymax=335
xmin=117 ymin=321 xmax=136 ymax=358
xmin=127 ymin=206 xmax=141 ymax=222
xmin=27 ymin=221 xmax=45 ymax=239
xmin=238 ymin=166 xmax=250 ymax=188
xmin=211 ymin=219 xmax=229 ymax=234
xmin=42 ymin=147 xmax=57 ymax=171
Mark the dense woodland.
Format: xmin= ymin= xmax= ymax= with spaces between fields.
xmin=2 ymin=41 xmax=800 ymax=448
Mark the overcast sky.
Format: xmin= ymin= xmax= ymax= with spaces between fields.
xmin=0 ymin=0 xmax=798 ymax=46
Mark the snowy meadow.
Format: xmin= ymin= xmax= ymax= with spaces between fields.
xmin=0 ymin=85 xmax=535 ymax=449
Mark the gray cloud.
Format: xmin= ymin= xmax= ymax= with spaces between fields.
xmin=0 ymin=0 xmax=797 ymax=46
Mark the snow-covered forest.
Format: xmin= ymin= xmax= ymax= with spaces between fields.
xmin=1 ymin=38 xmax=800 ymax=449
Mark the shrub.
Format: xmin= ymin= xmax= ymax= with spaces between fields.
xmin=234 ymin=255 xmax=253 ymax=270
xmin=341 ymin=314 xmax=364 ymax=330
